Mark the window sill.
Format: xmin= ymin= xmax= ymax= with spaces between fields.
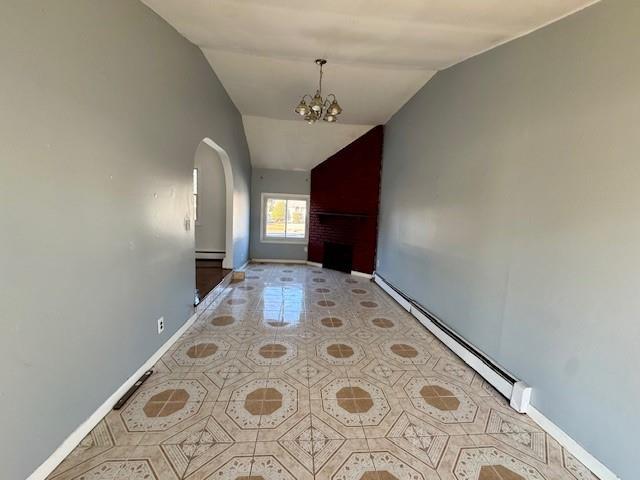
xmin=261 ymin=238 xmax=308 ymax=245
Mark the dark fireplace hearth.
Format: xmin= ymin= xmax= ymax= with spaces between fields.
xmin=323 ymin=242 xmax=353 ymax=273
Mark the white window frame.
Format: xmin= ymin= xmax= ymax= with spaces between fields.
xmin=260 ymin=192 xmax=310 ymax=244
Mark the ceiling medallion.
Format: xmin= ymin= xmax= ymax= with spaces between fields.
xmin=294 ymin=59 xmax=343 ymax=124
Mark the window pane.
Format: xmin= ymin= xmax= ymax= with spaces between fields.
xmin=286 ymin=199 xmax=306 ymax=238
xmin=265 ymin=198 xmax=287 ymax=237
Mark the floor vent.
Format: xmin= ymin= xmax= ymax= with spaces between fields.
xmin=113 ymin=370 xmax=152 ymax=410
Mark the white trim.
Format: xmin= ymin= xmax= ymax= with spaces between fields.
xmin=27 ymin=309 xmax=201 ymax=480
xmin=374 ymin=273 xmax=513 ymax=397
xmin=195 ymin=251 xmax=225 ymax=260
xmin=251 ymin=258 xmax=307 ymax=264
xmin=260 ymin=192 xmax=310 ymax=245
xmin=306 ymin=261 xmax=322 ymax=267
xmin=373 ymin=273 xmax=411 ymax=311
xmin=350 ymin=270 xmax=373 ymax=279
xmin=409 ymin=306 xmax=514 ymax=399
xmin=526 ymin=406 xmax=620 ymax=480
xmin=193 ymin=167 xmax=200 ymax=226
xmin=373 ymin=272 xmax=620 ymax=480
xmin=200 ymin=138 xmax=235 ymax=269
xmin=259 ymin=239 xmax=308 ymax=245
xmin=238 ymin=260 xmax=250 ymax=271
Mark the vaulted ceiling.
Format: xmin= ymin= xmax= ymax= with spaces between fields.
xmin=142 ymin=0 xmax=599 ymax=171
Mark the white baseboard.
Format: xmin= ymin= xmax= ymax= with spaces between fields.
xmin=374 ymin=273 xmax=513 ymax=397
xmin=27 ymin=309 xmax=200 ymax=480
xmin=409 ymin=306 xmax=514 ymax=399
xmin=373 ymin=273 xmax=619 ymax=480
xmin=373 ymin=273 xmax=411 ymax=311
xmin=306 ymin=261 xmax=322 ymax=267
xmin=251 ymin=258 xmax=308 ymax=264
xmin=195 ymin=251 xmax=225 ymax=260
xmin=526 ymin=406 xmax=619 ymax=480
xmin=350 ymin=270 xmax=373 ymax=279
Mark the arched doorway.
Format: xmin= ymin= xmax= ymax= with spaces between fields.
xmin=193 ymin=138 xmax=234 ymax=302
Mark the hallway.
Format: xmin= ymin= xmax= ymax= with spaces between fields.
xmin=47 ymin=264 xmax=595 ymax=480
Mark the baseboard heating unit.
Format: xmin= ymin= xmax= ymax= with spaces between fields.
xmin=373 ymin=272 xmax=531 ymax=413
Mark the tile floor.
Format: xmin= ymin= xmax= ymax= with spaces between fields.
xmin=48 ymin=263 xmax=598 ymax=480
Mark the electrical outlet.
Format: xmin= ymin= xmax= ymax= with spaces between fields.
xmin=157 ymin=317 xmax=164 ymax=334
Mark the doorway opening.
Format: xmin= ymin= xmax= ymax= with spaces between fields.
xmin=193 ymin=138 xmax=234 ymax=304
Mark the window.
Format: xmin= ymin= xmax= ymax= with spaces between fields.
xmin=261 ymin=193 xmax=309 ymax=243
xmin=193 ymin=168 xmax=198 ymax=222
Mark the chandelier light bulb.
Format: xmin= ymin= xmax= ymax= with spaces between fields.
xmin=305 ymin=110 xmax=319 ymax=124
xmin=310 ymin=92 xmax=323 ymax=112
xmin=295 ymin=99 xmax=308 ymax=116
xmin=327 ymin=100 xmax=342 ymax=116
xmin=323 ymin=114 xmax=336 ymax=122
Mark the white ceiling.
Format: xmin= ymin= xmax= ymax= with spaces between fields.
xmin=142 ymin=0 xmax=599 ymax=170
xmin=242 ymin=115 xmax=371 ymax=171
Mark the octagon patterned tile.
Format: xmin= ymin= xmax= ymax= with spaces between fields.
xmin=46 ymin=445 xmax=182 ymax=480
xmin=315 ymin=339 xmax=366 ymax=366
xmin=137 ymin=402 xmax=217 ymax=446
xmin=246 ymin=338 xmax=298 ymax=367
xmin=460 ymin=394 xmax=544 ymax=437
xmin=404 ymin=376 xmax=478 ymax=426
xmin=223 ymin=377 xmax=300 ymax=440
xmin=282 ymin=358 xmax=331 ymax=390
xmin=167 ymin=335 xmax=232 ymax=371
xmin=49 ymin=264 xmax=599 ymax=480
xmin=172 ymin=441 xmax=256 ymax=480
xmin=379 ymin=339 xmax=432 ymax=367
xmin=321 ymin=378 xmax=391 ymax=429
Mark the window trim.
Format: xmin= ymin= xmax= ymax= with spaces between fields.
xmin=260 ymin=192 xmax=310 ymax=244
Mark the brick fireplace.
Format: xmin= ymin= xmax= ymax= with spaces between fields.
xmin=308 ymin=125 xmax=383 ymax=274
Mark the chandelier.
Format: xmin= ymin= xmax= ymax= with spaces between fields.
xmin=294 ymin=59 xmax=343 ymax=124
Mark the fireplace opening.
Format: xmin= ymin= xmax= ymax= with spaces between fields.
xmin=323 ymin=242 xmax=353 ymax=273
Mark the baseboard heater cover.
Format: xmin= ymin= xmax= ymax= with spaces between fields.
xmin=373 ymin=272 xmax=531 ymax=411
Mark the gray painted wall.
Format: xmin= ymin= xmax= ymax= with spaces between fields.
xmin=377 ymin=1 xmax=638 ymax=478
xmin=0 ymin=1 xmax=250 ymax=478
xmin=250 ymin=168 xmax=310 ymax=261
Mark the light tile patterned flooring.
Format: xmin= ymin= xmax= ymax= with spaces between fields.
xmin=48 ymin=263 xmax=598 ymax=480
